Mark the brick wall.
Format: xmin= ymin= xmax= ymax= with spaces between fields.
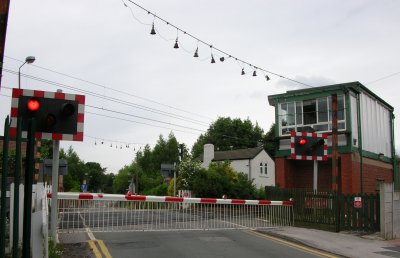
xmin=276 ymin=153 xmax=393 ymax=194
xmin=0 ymin=139 xmax=27 ymax=156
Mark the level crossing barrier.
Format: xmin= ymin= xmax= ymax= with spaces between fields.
xmin=49 ymin=192 xmax=294 ymax=233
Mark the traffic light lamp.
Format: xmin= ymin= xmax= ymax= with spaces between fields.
xmin=294 ymin=136 xmax=325 ymax=157
xmin=18 ymin=96 xmax=78 ymax=134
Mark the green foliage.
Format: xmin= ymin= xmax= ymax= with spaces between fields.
xmin=49 ymin=238 xmax=63 ymax=258
xmin=187 ymin=161 xmax=256 ymax=199
xmin=167 ymin=178 xmax=174 ymax=196
xmin=60 ymin=146 xmax=109 ymax=193
xmin=191 ymin=117 xmax=264 ymax=158
xmin=176 ymin=157 xmax=202 ymax=190
xmin=39 ymin=139 xmax=53 ymax=160
xmin=262 ymin=123 xmax=277 ymax=158
xmin=255 ymin=186 xmax=267 ymax=200
xmin=142 ymin=183 xmax=167 ymax=196
xmin=113 ymin=164 xmax=132 ymax=194
xmin=0 ymin=150 xmax=17 ymax=175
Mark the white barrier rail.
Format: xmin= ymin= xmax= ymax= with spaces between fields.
xmin=52 ymin=193 xmax=294 ymax=233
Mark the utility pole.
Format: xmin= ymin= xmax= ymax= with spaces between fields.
xmin=0 ymin=0 xmax=11 ymax=91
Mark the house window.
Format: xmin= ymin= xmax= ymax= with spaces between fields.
xmin=260 ymin=163 xmax=263 ymax=174
xmin=264 ymin=163 xmax=268 ymax=175
xmin=279 ymin=95 xmax=346 ymax=136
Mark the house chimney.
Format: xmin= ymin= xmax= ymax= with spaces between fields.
xmin=202 ymin=144 xmax=214 ymax=168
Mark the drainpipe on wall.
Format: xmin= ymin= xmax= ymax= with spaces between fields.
xmin=390 ymin=112 xmax=399 ymax=191
xmin=332 ymin=94 xmax=339 ymax=193
xmin=356 ymin=92 xmax=364 ymax=194
xmin=248 ymin=159 xmax=251 ymax=182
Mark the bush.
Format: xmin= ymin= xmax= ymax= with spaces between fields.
xmin=142 ymin=184 xmax=168 ymax=196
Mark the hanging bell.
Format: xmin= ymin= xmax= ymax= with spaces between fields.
xmin=194 ymin=47 xmax=199 ymax=57
xmin=211 ymin=54 xmax=215 ymax=63
xmin=150 ymin=23 xmax=156 ymax=35
xmin=265 ymin=75 xmax=270 ymax=81
xmin=253 ymin=70 xmax=257 ymax=76
xmin=174 ymin=38 xmax=179 ymax=49
xmin=241 ymin=68 xmax=245 ymax=75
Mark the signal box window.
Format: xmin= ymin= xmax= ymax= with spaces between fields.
xmin=279 ymin=95 xmax=345 ymax=136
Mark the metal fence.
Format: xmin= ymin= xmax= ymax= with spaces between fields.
xmin=53 ymin=193 xmax=294 ymax=233
xmin=266 ymin=187 xmax=380 ymax=232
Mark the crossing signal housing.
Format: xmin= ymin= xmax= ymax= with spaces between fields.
xmin=290 ymin=131 xmax=328 ymax=161
xmin=19 ymin=96 xmax=78 ymax=134
xmin=9 ymin=89 xmax=85 ymax=141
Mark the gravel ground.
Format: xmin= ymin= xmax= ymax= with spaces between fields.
xmin=61 ymin=242 xmax=95 ymax=258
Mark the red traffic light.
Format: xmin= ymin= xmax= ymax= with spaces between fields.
xmin=27 ymin=98 xmax=40 ymax=111
xmin=299 ymin=138 xmax=307 ymax=145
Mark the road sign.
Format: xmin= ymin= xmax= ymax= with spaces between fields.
xmin=82 ymin=183 xmax=87 ymax=193
xmin=354 ymin=197 xmax=362 ymax=208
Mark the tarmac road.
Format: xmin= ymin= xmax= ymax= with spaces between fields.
xmin=93 ymin=230 xmax=338 ymax=258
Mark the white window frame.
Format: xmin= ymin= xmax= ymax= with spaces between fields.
xmin=279 ymin=95 xmax=346 ymax=136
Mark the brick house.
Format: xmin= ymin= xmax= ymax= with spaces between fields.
xmin=268 ymin=82 xmax=398 ymax=194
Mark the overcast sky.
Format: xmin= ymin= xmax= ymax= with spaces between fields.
xmin=1 ymin=0 xmax=399 ymax=173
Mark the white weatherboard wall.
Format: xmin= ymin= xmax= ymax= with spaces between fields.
xmin=360 ymin=92 xmax=392 ymax=157
xmin=350 ymin=94 xmax=359 ymax=148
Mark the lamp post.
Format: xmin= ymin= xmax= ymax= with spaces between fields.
xmin=18 ymin=56 xmax=35 ymax=89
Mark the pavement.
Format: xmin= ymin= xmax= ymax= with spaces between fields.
xmin=259 ymin=227 xmax=400 ymax=258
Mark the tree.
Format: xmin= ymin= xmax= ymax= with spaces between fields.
xmin=131 ymin=132 xmax=182 ymax=194
xmin=113 ymin=165 xmax=131 ymax=194
xmin=176 ymin=157 xmax=203 ymax=190
xmin=262 ymin=123 xmax=278 ymax=158
xmin=58 ymin=147 xmax=109 ymax=192
xmin=85 ymin=162 xmax=107 ymax=193
xmin=187 ymin=161 xmax=256 ymax=199
xmin=191 ymin=117 xmax=264 ymax=158
xmin=61 ymin=146 xmax=86 ymax=192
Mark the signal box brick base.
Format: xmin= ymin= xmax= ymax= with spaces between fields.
xmin=275 ymin=153 xmax=393 ymax=194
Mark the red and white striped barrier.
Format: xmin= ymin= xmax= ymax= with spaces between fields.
xmin=48 ymin=192 xmax=294 ymax=206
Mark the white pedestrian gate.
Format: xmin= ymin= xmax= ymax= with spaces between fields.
xmin=51 ymin=193 xmax=294 ymax=233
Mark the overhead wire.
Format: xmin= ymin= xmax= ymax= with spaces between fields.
xmin=365 ymin=71 xmax=400 ymax=85
xmin=4 ymin=56 xmax=214 ymax=121
xmin=86 ymin=104 xmax=205 ymax=132
xmin=86 ymin=111 xmax=202 ymax=135
xmin=1 ymin=68 xmax=210 ymax=126
xmin=0 ymin=85 xmax=205 ymax=135
xmin=123 ymin=0 xmax=314 ymax=88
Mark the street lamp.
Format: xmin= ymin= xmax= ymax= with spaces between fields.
xmin=18 ymin=56 xmax=35 ymax=89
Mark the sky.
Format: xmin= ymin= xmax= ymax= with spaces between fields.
xmin=1 ymin=0 xmax=399 ymax=174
